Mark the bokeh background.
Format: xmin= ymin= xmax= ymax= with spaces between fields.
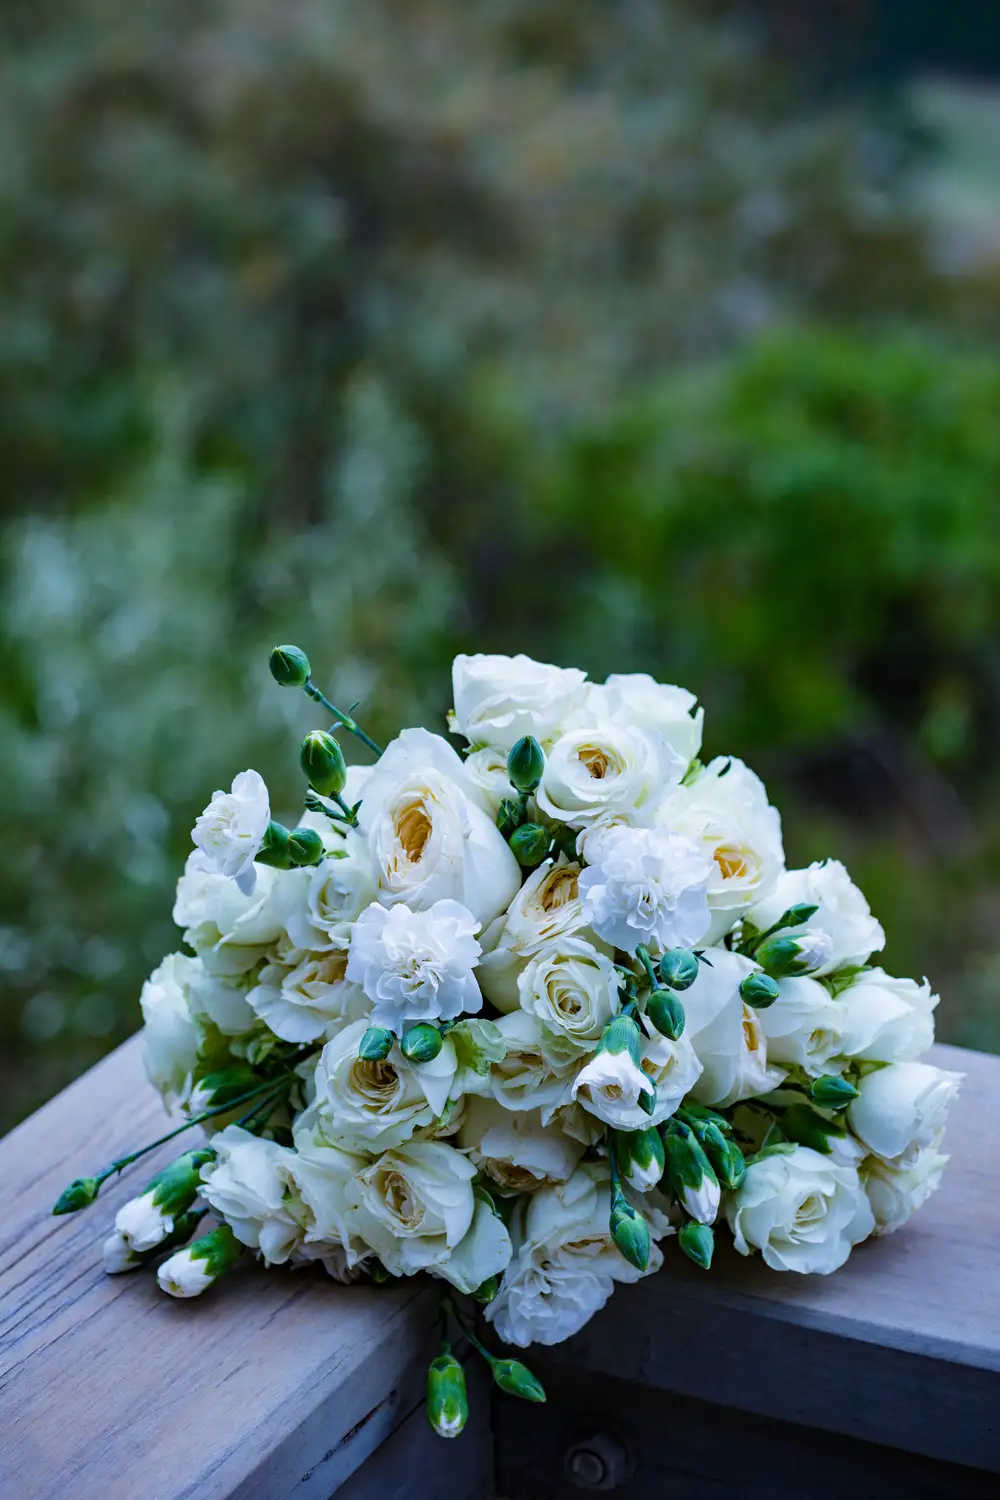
xmin=4 ymin=0 xmax=1000 ymax=1132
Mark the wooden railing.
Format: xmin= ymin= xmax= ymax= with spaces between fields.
xmin=2 ymin=1038 xmax=998 ymax=1499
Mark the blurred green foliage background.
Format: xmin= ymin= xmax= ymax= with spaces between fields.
xmin=4 ymin=0 xmax=1000 ymax=1130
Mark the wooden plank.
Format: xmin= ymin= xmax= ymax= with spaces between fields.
xmin=0 ymin=1036 xmax=441 ymax=1500
xmin=555 ymin=1042 xmax=1000 ymax=1473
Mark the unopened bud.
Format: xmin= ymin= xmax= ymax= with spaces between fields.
xmin=53 ymin=1174 xmax=103 ymax=1215
xmin=496 ymin=797 xmax=522 ymax=840
xmin=103 ymin=1208 xmax=203 ymax=1275
xmin=287 ymin=825 xmax=325 ymax=866
xmin=359 ymin=1026 xmax=394 ymax=1062
xmin=646 ymin=988 xmax=685 ymax=1041
xmin=269 ymin=643 xmax=311 ymax=688
xmin=663 ymin=1122 xmax=720 ymax=1224
xmin=700 ymin=1127 xmax=746 ymax=1191
xmin=507 ymin=735 xmax=545 ymax=794
xmin=598 ymin=1013 xmax=644 ymax=1065
xmin=509 ymin=822 xmax=551 ymax=868
xmin=755 ymin=933 xmax=832 ymax=978
xmin=189 ymin=1066 xmax=260 ymax=1113
xmin=616 ymin=1127 xmax=665 ymax=1192
xmin=809 ymin=1074 xmax=858 ymax=1110
xmin=491 ymin=1357 xmax=547 ymax=1403
xmin=300 ymin=730 xmax=347 ymax=798
xmin=678 ymin=1220 xmax=715 ymax=1270
xmin=775 ymin=902 xmax=820 ymax=930
xmin=610 ymin=1197 xmax=651 ymax=1271
xmin=740 ymin=971 xmax=780 ymax=1008
xmin=637 ymin=1080 xmax=658 ymax=1117
xmin=426 ymin=1349 xmax=468 ymax=1439
xmin=471 ymin=1274 xmax=500 ymax=1305
xmin=658 ymin=949 xmax=700 ymax=991
xmin=157 ymin=1223 xmax=242 ymax=1298
xmin=401 ymin=1023 xmax=443 ymax=1063
xmin=255 ymin=820 xmax=293 ymax=869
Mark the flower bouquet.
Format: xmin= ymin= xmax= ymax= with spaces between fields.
xmin=53 ymin=648 xmax=961 ymax=1437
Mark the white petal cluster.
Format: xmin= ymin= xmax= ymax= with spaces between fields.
xmin=126 ymin=651 xmax=956 ymax=1350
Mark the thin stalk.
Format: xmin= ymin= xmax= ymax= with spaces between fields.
xmin=303 ymin=680 xmax=383 ymax=758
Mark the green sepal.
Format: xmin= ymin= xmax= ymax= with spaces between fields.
xmin=401 ymin=1023 xmax=444 ymax=1064
xmin=300 ymin=729 xmax=347 ymax=798
xmin=255 ymin=820 xmax=294 ymax=869
xmin=269 ymin=644 xmax=311 ymax=687
xmin=678 ymin=1220 xmax=715 ymax=1270
xmin=450 ymin=1018 xmax=506 ymax=1077
xmin=739 ymin=972 xmax=780 ymax=1009
xmin=52 ymin=1175 xmax=103 ymax=1215
xmin=358 ymin=1026 xmax=394 ymax=1062
xmin=491 ymin=1358 xmax=546 ymax=1403
xmin=509 ymin=822 xmax=551 ymax=868
xmin=507 ymin=735 xmax=545 ymax=794
xmin=657 ymin=949 xmax=700 ymax=991
xmin=427 ymin=1349 xmax=469 ymax=1439
xmin=646 ymin=988 xmax=685 ymax=1041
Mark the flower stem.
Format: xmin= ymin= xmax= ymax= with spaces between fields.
xmin=442 ymin=1296 xmax=495 ymax=1367
xmin=303 ymin=680 xmax=383 ymax=758
xmin=635 ymin=944 xmax=659 ymax=991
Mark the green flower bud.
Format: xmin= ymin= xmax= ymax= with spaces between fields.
xmin=255 ymin=820 xmax=294 ymax=870
xmin=700 ymin=1127 xmax=747 ymax=1191
xmin=269 ymin=643 xmax=311 ymax=688
xmin=426 ymin=1350 xmax=468 ymax=1439
xmin=509 ymin=822 xmax=551 ymax=868
xmin=598 ymin=1012 xmax=644 ymax=1066
xmin=809 ymin=1074 xmax=859 ymax=1110
xmin=739 ymin=972 xmax=781 ymax=1009
xmin=148 ymin=1147 xmax=215 ymax=1219
xmin=657 ymin=949 xmax=700 ymax=991
xmin=507 ymin=735 xmax=545 ymax=794
xmin=776 ymin=902 xmax=820 ymax=930
xmin=637 ymin=1080 xmax=658 ymax=1117
xmin=359 ymin=1026 xmax=394 ymax=1062
xmin=470 ymin=1274 xmax=500 ymax=1305
xmin=53 ymin=1175 xmax=102 ymax=1215
xmin=401 ymin=1023 xmax=443 ymax=1064
xmin=610 ymin=1198 xmax=651 ymax=1272
xmin=780 ymin=1104 xmax=849 ymax=1156
xmin=615 ymin=1127 xmax=665 ymax=1192
xmin=368 ymin=1260 xmax=393 ymax=1285
xmin=300 ymin=729 xmax=347 ymax=798
xmin=662 ymin=1122 xmax=720 ymax=1223
xmin=157 ymin=1222 xmax=242 ymax=1297
xmin=646 ymin=988 xmax=685 ymax=1041
xmin=678 ymin=1220 xmax=715 ymax=1271
xmin=190 ymin=1066 xmax=260 ymax=1111
xmin=755 ymin=933 xmax=829 ymax=978
xmin=287 ymin=825 xmax=325 ymax=866
xmin=491 ymin=1358 xmax=547 ymax=1403
xmin=496 ymin=797 xmax=522 ymax=840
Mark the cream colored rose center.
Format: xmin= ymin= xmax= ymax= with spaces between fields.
xmin=395 ymin=800 xmax=432 ymax=862
xmin=715 ymin=845 xmax=751 ymax=881
xmin=539 ymin=867 xmax=580 ymax=912
xmin=578 ymin=745 xmax=620 ymax=780
xmin=742 ymin=1005 xmax=762 ymax=1053
xmin=481 ymin=1159 xmax=543 ymax=1193
xmin=382 ymin=1170 xmax=423 ymax=1227
xmin=350 ymin=1058 xmax=401 ymax=1107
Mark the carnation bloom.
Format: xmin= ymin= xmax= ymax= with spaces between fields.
xmin=578 ymin=823 xmax=712 ymax=952
xmin=191 ymin=769 xmax=270 ymax=895
xmin=347 ymin=899 xmax=482 ymax=1030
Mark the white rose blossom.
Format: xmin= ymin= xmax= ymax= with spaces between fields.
xmin=659 ymin=758 xmax=784 ymax=938
xmin=537 ymin=721 xmax=685 ymax=830
xmin=848 ymin=1062 xmax=963 ymax=1163
xmin=583 ymin=674 xmax=704 ymax=766
xmin=681 ymin=949 xmax=786 ymax=1108
xmin=191 ymin=769 xmax=271 ymax=895
xmin=311 ymin=1018 xmax=461 ymax=1152
xmin=463 ymin=747 xmax=517 ymax=815
xmin=284 ymin=843 xmax=377 ymax=953
xmin=248 ymin=948 xmax=369 ymax=1044
xmin=173 ymin=855 xmax=302 ymax=977
xmin=458 ymin=1097 xmax=585 ymax=1193
xmin=139 ymin=953 xmax=202 ymax=1106
xmin=862 ymin=1144 xmax=949 ymax=1235
xmin=517 ymin=937 xmax=621 ymax=1065
xmin=489 ymin=1011 xmax=578 ymax=1122
xmin=346 ymin=899 xmax=482 ymax=1031
xmin=726 ymin=1145 xmax=875 ymax=1274
xmin=450 ymin=652 xmax=588 ymax=751
xmin=577 ymin=823 xmax=713 ymax=952
xmin=834 ymin=970 xmax=938 ymax=1065
xmin=345 ymin=1140 xmax=477 ymax=1277
xmin=199 ymin=1127 xmax=307 ymax=1265
xmin=746 ymin=860 xmax=885 ymax=977
xmin=478 ymin=859 xmax=591 ymax=1012
xmin=358 ymin=730 xmax=520 ymax=928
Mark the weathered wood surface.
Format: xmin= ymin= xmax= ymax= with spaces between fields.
xmin=546 ymin=1040 xmax=1000 ymax=1477
xmin=0 ymin=1035 xmax=488 ymax=1500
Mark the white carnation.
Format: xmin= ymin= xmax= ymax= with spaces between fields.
xmin=572 ymin=1020 xmax=701 ymax=1131
xmin=746 ymin=859 xmax=884 ymax=977
xmin=577 ymin=823 xmax=712 ymax=952
xmin=346 ymin=899 xmax=482 ymax=1030
xmin=199 ymin=1126 xmax=306 ymax=1266
xmin=191 ymin=769 xmax=270 ymax=895
xmin=450 ymin=652 xmax=588 ymax=751
xmin=139 ymin=953 xmax=202 ymax=1106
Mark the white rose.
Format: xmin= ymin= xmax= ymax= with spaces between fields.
xmin=248 ymin=949 xmax=369 ymax=1043
xmin=478 ymin=859 xmax=591 ymax=1012
xmin=346 ymin=899 xmax=482 ymax=1031
xmin=311 ymin=1018 xmax=460 ymax=1151
xmin=347 ymin=1140 xmax=476 ymax=1276
xmin=758 ymin=976 xmax=853 ymax=1078
xmin=284 ymin=843 xmax=377 ymax=953
xmin=458 ymin=1097 xmax=585 ymax=1192
xmin=659 ymin=758 xmax=784 ymax=936
xmin=726 ymin=1145 xmax=875 ymax=1274
xmin=746 ymin=860 xmax=885 ymax=977
xmin=489 ymin=1011 xmax=578 ymax=1121
xmin=191 ymin=769 xmax=270 ymax=895
xmin=173 ymin=856 xmax=301 ymax=977
xmin=464 ymin=747 xmax=516 ymax=815
xmin=577 ymin=823 xmax=712 ymax=952
xmin=848 ymin=1062 xmax=962 ymax=1162
xmin=183 ymin=959 xmax=258 ymax=1037
xmin=537 ymin=721 xmax=685 ymax=830
xmin=485 ymin=1165 xmax=663 ymax=1347
xmin=435 ymin=1198 xmax=513 ymax=1295
xmin=571 ymin=1018 xmax=701 ymax=1131
xmin=517 ymin=938 xmax=620 ymax=1064
xmin=287 ymin=1124 xmax=372 ymax=1271
xmin=834 ymin=969 xmax=937 ymax=1065
xmin=450 ymin=652 xmax=589 ymax=751
xmin=358 ymin=730 xmax=520 ymax=927
xmin=199 ymin=1126 xmax=306 ymax=1265
xmin=681 ymin=949 xmax=785 ymax=1107
xmin=584 ymin=674 xmax=703 ymax=765
xmin=139 ymin=953 xmax=202 ymax=1105
xmin=862 ymin=1144 xmax=949 ymax=1235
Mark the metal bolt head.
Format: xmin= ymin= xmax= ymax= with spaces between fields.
xmin=563 ymin=1430 xmax=632 ymax=1491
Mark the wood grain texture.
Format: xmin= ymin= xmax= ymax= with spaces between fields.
xmin=0 ymin=1036 xmax=441 ymax=1500
xmin=557 ymin=1042 xmax=1000 ymax=1473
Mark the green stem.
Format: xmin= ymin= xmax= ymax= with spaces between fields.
xmin=635 ymin=944 xmax=658 ymax=991
xmin=442 ymin=1296 xmax=496 ymax=1367
xmin=332 ymin=791 xmax=360 ymax=828
xmin=606 ymin=1130 xmax=622 ymax=1192
xmin=303 ymin=680 xmax=383 ymax=758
